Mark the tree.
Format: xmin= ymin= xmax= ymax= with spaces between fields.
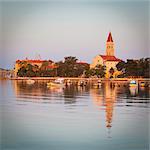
xmin=109 ymin=67 xmax=115 ymax=78
xmin=116 ymin=61 xmax=126 ymax=72
xmin=143 ymin=58 xmax=150 ymax=78
xmin=116 ymin=58 xmax=150 ymax=78
xmin=85 ymin=65 xmax=106 ymax=78
xmin=125 ymin=60 xmax=138 ymax=77
xmin=17 ymin=66 xmax=26 ymax=77
xmin=95 ymin=64 xmax=106 ymax=78
xmin=56 ymin=56 xmax=78 ymax=77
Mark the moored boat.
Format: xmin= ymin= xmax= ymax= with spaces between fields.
xmin=26 ymin=79 xmax=35 ymax=85
xmin=47 ymin=78 xmax=64 ymax=88
xmin=129 ymin=80 xmax=138 ymax=87
xmin=92 ymin=80 xmax=102 ymax=88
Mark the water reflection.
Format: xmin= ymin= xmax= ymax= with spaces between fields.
xmin=1 ymin=80 xmax=149 ymax=150
xmin=129 ymin=87 xmax=138 ymax=96
xmin=90 ymin=82 xmax=117 ymax=131
xmin=13 ymin=80 xmax=150 ymax=130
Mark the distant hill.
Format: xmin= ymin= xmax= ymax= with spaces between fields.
xmin=0 ymin=68 xmax=10 ymax=71
xmin=0 ymin=68 xmax=5 ymax=70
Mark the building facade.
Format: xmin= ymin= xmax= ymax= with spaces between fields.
xmin=14 ymin=58 xmax=56 ymax=77
xmin=90 ymin=32 xmax=122 ymax=78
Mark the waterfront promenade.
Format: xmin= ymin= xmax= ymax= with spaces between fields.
xmin=9 ymin=77 xmax=150 ymax=83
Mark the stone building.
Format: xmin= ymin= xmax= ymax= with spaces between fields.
xmin=90 ymin=32 xmax=122 ymax=78
xmin=14 ymin=58 xmax=56 ymax=77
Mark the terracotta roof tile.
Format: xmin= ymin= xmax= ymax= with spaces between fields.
xmin=16 ymin=59 xmax=53 ymax=63
xmin=100 ymin=55 xmax=121 ymax=62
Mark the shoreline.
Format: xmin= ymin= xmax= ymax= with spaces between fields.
xmin=4 ymin=77 xmax=150 ymax=82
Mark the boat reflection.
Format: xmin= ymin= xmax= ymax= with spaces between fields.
xmin=13 ymin=81 xmax=117 ymax=130
xmin=129 ymin=86 xmax=138 ymax=96
xmin=13 ymin=80 xmax=148 ymax=132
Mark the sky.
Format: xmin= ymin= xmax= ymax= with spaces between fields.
xmin=0 ymin=0 xmax=149 ymax=69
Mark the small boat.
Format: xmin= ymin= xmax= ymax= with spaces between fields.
xmin=78 ymin=80 xmax=87 ymax=86
xmin=93 ymin=80 xmax=102 ymax=88
xmin=65 ymin=79 xmax=72 ymax=86
xmin=129 ymin=80 xmax=138 ymax=87
xmin=77 ymin=81 xmax=84 ymax=86
xmin=26 ymin=79 xmax=35 ymax=84
xmin=47 ymin=78 xmax=64 ymax=88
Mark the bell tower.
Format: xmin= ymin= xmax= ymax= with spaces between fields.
xmin=106 ymin=32 xmax=114 ymax=56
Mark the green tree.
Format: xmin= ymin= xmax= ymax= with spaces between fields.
xmin=26 ymin=64 xmax=36 ymax=77
xmin=116 ymin=61 xmax=126 ymax=72
xmin=109 ymin=67 xmax=115 ymax=78
xmin=95 ymin=64 xmax=106 ymax=78
xmin=85 ymin=65 xmax=106 ymax=78
xmin=56 ymin=56 xmax=78 ymax=77
xmin=17 ymin=66 xmax=26 ymax=77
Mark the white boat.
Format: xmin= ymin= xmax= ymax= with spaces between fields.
xmin=26 ymin=79 xmax=35 ymax=84
xmin=77 ymin=80 xmax=85 ymax=86
xmin=129 ymin=80 xmax=138 ymax=87
xmin=47 ymin=78 xmax=64 ymax=87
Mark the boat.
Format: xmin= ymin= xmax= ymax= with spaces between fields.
xmin=77 ymin=80 xmax=84 ymax=86
xmin=47 ymin=78 xmax=64 ymax=88
xmin=26 ymin=79 xmax=35 ymax=84
xmin=129 ymin=80 xmax=138 ymax=87
xmin=93 ymin=80 xmax=102 ymax=88
xmin=65 ymin=79 xmax=72 ymax=86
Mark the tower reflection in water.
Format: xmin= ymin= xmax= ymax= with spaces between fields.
xmin=90 ymin=81 xmax=117 ymax=131
xmin=14 ymin=80 xmax=118 ymax=131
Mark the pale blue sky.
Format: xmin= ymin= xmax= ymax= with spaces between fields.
xmin=0 ymin=0 xmax=149 ymax=69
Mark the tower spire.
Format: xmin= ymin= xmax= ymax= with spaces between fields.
xmin=107 ymin=32 xmax=113 ymax=42
xmin=106 ymin=32 xmax=114 ymax=56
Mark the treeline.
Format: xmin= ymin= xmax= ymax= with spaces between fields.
xmin=116 ymin=58 xmax=150 ymax=78
xmin=17 ymin=56 xmax=106 ymax=77
xmin=17 ymin=56 xmax=150 ymax=78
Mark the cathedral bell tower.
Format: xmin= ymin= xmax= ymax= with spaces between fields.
xmin=106 ymin=32 xmax=114 ymax=56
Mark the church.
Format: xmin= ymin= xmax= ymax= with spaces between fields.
xmin=90 ymin=32 xmax=122 ymax=78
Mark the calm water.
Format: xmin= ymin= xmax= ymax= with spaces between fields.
xmin=0 ymin=80 xmax=149 ymax=150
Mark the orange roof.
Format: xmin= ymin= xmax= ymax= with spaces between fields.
xmin=16 ymin=59 xmax=53 ymax=63
xmin=107 ymin=32 xmax=113 ymax=42
xmin=100 ymin=55 xmax=121 ymax=62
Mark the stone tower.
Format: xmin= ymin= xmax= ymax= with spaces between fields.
xmin=106 ymin=32 xmax=114 ymax=56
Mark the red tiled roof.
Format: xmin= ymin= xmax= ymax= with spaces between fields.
xmin=16 ymin=59 xmax=53 ymax=63
xmin=107 ymin=32 xmax=113 ymax=42
xmin=100 ymin=55 xmax=121 ymax=62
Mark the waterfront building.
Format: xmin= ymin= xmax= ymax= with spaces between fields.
xmin=14 ymin=58 xmax=56 ymax=77
xmin=90 ymin=32 xmax=122 ymax=78
xmin=0 ymin=68 xmax=14 ymax=79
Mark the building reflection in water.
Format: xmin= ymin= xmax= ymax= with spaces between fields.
xmin=13 ymin=80 xmax=125 ymax=132
xmin=104 ymin=82 xmax=117 ymax=129
xmin=90 ymin=81 xmax=117 ymax=131
xmin=13 ymin=81 xmax=88 ymax=104
xmin=13 ymin=80 xmax=65 ymax=103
